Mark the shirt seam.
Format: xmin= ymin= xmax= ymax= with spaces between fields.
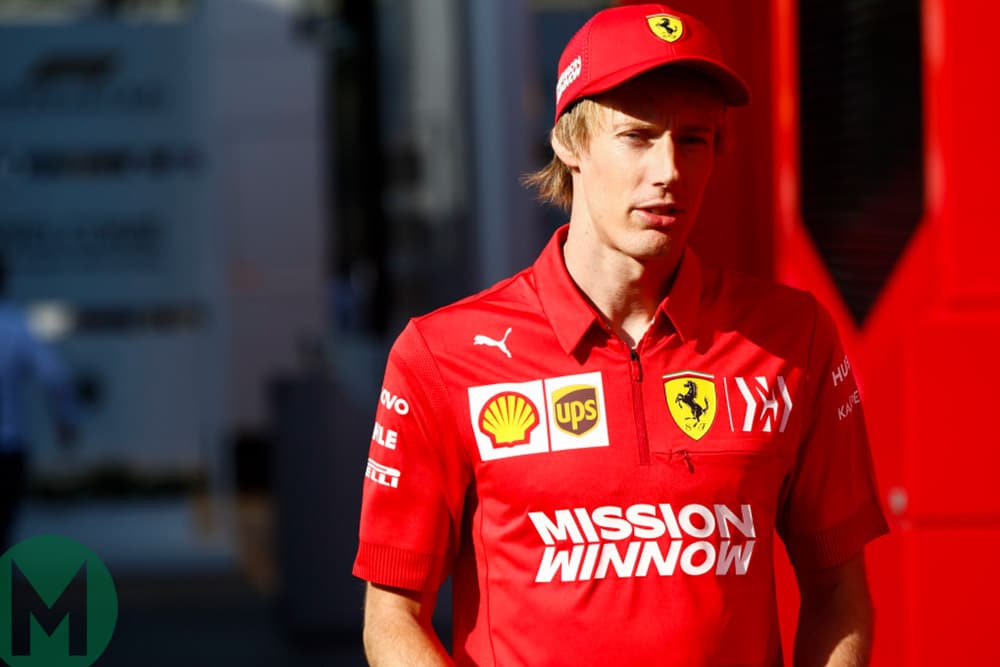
xmin=408 ymin=320 xmax=474 ymax=474
xmin=479 ymin=492 xmax=498 ymax=666
xmin=793 ymin=295 xmax=822 ymax=448
xmin=395 ymin=320 xmax=473 ymax=587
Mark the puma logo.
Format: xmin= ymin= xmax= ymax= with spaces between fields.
xmin=473 ymin=327 xmax=513 ymax=359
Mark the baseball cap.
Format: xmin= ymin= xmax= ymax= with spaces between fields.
xmin=553 ymin=3 xmax=751 ymax=122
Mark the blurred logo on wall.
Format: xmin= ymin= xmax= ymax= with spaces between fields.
xmin=0 ymin=51 xmax=166 ymax=115
xmin=0 ymin=535 xmax=118 ymax=666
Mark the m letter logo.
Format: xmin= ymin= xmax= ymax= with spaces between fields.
xmin=0 ymin=535 xmax=118 ymax=666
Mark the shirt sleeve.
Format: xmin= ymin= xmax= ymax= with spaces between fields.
xmin=353 ymin=320 xmax=472 ymax=591
xmin=777 ymin=298 xmax=888 ymax=570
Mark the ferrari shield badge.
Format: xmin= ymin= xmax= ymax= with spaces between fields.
xmin=647 ymin=14 xmax=684 ymax=43
xmin=664 ymin=371 xmax=716 ymax=440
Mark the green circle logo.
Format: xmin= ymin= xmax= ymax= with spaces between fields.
xmin=0 ymin=535 xmax=117 ymax=667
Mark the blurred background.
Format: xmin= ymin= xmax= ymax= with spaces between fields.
xmin=0 ymin=0 xmax=994 ymax=665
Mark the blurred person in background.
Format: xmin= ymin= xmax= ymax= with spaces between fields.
xmin=353 ymin=4 xmax=887 ymax=666
xmin=0 ymin=256 xmax=78 ymax=552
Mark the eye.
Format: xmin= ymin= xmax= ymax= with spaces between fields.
xmin=678 ymin=134 xmax=711 ymax=145
xmin=618 ymin=128 xmax=651 ymax=143
xmin=677 ymin=132 xmax=713 ymax=147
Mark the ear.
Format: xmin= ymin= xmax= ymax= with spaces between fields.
xmin=550 ymin=132 xmax=581 ymax=170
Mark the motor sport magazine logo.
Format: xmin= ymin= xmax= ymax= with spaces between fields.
xmin=527 ymin=502 xmax=756 ymax=583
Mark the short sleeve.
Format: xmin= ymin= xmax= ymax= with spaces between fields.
xmin=352 ymin=321 xmax=472 ymax=591
xmin=777 ymin=299 xmax=888 ymax=570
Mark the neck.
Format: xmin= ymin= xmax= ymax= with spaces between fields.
xmin=562 ymin=223 xmax=683 ymax=348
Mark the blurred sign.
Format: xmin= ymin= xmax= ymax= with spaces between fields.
xmin=0 ymin=20 xmax=217 ymax=475
xmin=0 ymin=0 xmax=192 ymax=24
xmin=0 ymin=22 xmax=208 ymax=304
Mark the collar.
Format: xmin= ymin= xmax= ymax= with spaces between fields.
xmin=532 ymin=224 xmax=702 ymax=355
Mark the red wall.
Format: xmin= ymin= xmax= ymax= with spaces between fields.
xmin=620 ymin=0 xmax=1000 ymax=662
xmin=673 ymin=0 xmax=777 ymax=280
xmin=768 ymin=0 xmax=1000 ymax=664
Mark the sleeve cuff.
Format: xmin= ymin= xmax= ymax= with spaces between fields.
xmin=784 ymin=501 xmax=889 ymax=570
xmin=353 ymin=541 xmax=446 ymax=591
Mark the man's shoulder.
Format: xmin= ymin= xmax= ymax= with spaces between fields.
xmin=699 ymin=263 xmax=826 ymax=351
xmin=0 ymin=303 xmax=33 ymax=337
xmin=421 ymin=266 xmax=539 ymax=322
xmin=706 ymin=263 xmax=818 ymax=317
xmin=392 ymin=266 xmax=544 ymax=358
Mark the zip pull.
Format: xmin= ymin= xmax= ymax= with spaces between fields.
xmin=629 ymin=348 xmax=643 ymax=381
xmin=677 ymin=449 xmax=694 ymax=474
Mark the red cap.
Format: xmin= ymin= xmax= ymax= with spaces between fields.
xmin=553 ymin=3 xmax=750 ymax=122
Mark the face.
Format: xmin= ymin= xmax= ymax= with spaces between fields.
xmin=555 ymin=69 xmax=724 ymax=265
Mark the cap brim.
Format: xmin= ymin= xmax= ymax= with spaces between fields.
xmin=576 ymin=56 xmax=751 ymax=108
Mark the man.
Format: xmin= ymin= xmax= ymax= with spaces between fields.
xmin=0 ymin=258 xmax=78 ymax=551
xmin=354 ymin=4 xmax=887 ymax=666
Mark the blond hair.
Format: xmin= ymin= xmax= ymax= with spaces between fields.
xmin=521 ymin=99 xmax=604 ymax=212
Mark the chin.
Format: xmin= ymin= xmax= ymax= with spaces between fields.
xmin=624 ymin=230 xmax=681 ymax=262
xmin=628 ymin=240 xmax=676 ymax=263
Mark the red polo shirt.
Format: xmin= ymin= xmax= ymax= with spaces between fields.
xmin=354 ymin=225 xmax=887 ymax=666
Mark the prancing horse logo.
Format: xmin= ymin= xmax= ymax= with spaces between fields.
xmin=675 ymin=380 xmax=709 ymax=425
xmin=663 ymin=371 xmax=717 ymax=440
xmin=647 ymin=14 xmax=684 ymax=43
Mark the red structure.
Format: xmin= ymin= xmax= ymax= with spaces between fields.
xmin=627 ymin=0 xmax=1000 ymax=663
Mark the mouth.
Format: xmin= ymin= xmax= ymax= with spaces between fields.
xmin=634 ymin=204 xmax=685 ymax=227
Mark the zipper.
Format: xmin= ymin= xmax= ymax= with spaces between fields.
xmin=629 ymin=348 xmax=650 ymax=466
xmin=672 ymin=448 xmax=773 ymax=473
xmin=674 ymin=448 xmax=694 ymax=473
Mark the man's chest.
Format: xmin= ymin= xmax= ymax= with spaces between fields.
xmin=450 ymin=333 xmax=804 ymax=493
xmin=441 ymin=338 xmax=804 ymax=592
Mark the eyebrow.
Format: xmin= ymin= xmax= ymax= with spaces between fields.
xmin=609 ymin=114 xmax=718 ymax=134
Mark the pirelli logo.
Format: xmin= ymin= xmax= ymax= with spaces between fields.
xmin=468 ymin=372 xmax=609 ymax=462
xmin=365 ymin=458 xmax=400 ymax=488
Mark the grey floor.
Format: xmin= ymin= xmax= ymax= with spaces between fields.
xmin=97 ymin=571 xmax=367 ymax=667
xmin=7 ymin=499 xmax=370 ymax=666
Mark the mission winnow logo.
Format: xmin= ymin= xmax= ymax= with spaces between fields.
xmin=528 ymin=502 xmax=756 ymax=583
xmin=0 ymin=535 xmax=117 ymax=667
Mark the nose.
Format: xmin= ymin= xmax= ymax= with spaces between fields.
xmin=649 ymin=134 xmax=680 ymax=189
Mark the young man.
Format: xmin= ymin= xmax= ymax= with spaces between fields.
xmin=354 ymin=4 xmax=887 ymax=666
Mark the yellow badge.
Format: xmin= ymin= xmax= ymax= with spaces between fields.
xmin=647 ymin=14 xmax=684 ymax=43
xmin=479 ymin=391 xmax=540 ymax=447
xmin=664 ymin=371 xmax=716 ymax=440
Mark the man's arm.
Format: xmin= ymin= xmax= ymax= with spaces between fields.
xmin=793 ymin=552 xmax=874 ymax=667
xmin=363 ymin=582 xmax=454 ymax=667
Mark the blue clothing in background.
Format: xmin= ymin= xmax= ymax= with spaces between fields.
xmin=0 ymin=302 xmax=76 ymax=453
xmin=0 ymin=300 xmax=77 ymax=551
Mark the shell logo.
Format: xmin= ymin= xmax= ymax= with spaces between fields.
xmin=478 ymin=391 xmax=540 ymax=447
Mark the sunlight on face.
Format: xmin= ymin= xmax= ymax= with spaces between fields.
xmin=571 ymin=68 xmax=726 ymax=264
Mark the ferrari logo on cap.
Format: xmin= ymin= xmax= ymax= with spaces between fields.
xmin=664 ymin=371 xmax=716 ymax=440
xmin=647 ymin=14 xmax=684 ymax=43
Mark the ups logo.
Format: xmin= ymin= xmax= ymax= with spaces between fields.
xmin=552 ymin=384 xmax=599 ymax=436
